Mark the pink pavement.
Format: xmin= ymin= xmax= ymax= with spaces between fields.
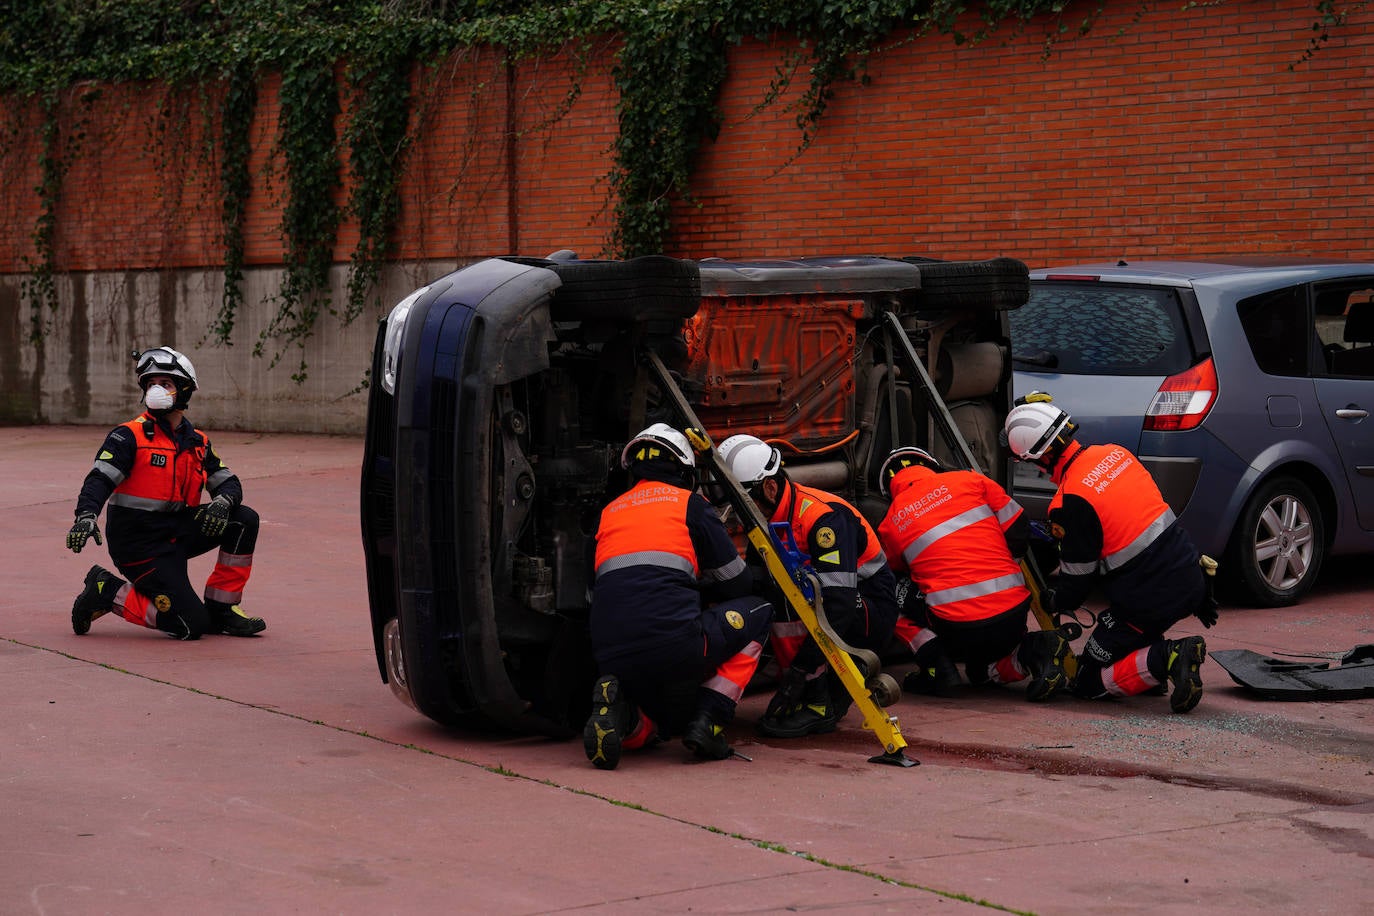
xmin=3 ymin=424 xmax=1371 ymax=914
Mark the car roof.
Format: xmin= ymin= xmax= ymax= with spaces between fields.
xmin=1029 ymin=257 xmax=1374 ymax=295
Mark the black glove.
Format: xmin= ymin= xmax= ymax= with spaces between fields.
xmin=765 ymin=666 xmax=808 ymax=719
xmin=1195 ymin=598 xmax=1220 ymax=629
xmin=67 ymin=513 xmax=102 ymax=553
xmin=196 ymin=494 xmax=234 ymax=538
xmin=1038 ymin=587 xmax=1057 ymax=614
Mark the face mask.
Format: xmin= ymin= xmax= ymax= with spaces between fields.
xmin=145 ymin=384 xmax=176 ymax=411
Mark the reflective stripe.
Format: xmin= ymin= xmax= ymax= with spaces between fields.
xmin=858 ymin=554 xmax=888 ymax=579
xmin=818 ymin=570 xmax=858 ymax=589
xmin=108 ymin=493 xmax=185 ymax=512
xmin=994 ymin=499 xmax=1022 ymax=525
xmin=596 ymin=550 xmax=696 ymax=578
xmin=1101 ymin=648 xmax=1156 ymax=697
xmin=215 ymin=551 xmax=253 ymax=568
xmin=93 ymin=460 xmax=125 ymax=485
xmin=926 ymin=572 xmax=1027 ymax=608
xmin=700 ymin=554 xmax=747 ymax=583
xmin=902 ymin=505 xmax=994 ymax=566
xmin=204 ymin=585 xmax=242 ymax=604
xmin=1103 ymin=508 xmax=1175 ymax=570
xmin=703 ymin=639 xmax=764 ymax=702
xmin=894 ymin=616 xmax=936 ymax=652
xmin=1060 ymin=558 xmax=1099 ymax=576
xmin=207 ymin=468 xmax=234 ymax=489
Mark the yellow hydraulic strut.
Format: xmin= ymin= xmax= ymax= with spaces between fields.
xmin=644 ymin=350 xmax=915 ymax=767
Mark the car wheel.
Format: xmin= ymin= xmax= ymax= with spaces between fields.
xmin=904 ymin=257 xmax=1030 ymax=310
xmin=1226 ymin=475 xmax=1326 ymax=607
xmin=546 ymin=256 xmax=702 ymax=323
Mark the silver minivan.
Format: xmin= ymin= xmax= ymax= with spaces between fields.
xmin=1010 ymin=258 xmax=1374 ymax=607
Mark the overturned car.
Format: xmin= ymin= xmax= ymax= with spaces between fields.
xmin=360 ymin=253 xmax=1028 ymax=735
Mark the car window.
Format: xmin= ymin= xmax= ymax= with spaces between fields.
xmin=1011 ymin=283 xmax=1193 ymax=375
xmin=1238 ymin=285 xmax=1309 ymax=377
xmin=1316 ymin=285 xmax=1374 ymax=377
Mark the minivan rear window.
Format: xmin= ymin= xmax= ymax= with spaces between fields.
xmin=1011 ymin=283 xmax=1195 ymax=375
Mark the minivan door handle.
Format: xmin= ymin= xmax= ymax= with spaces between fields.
xmin=1335 ymin=407 xmax=1368 ymax=420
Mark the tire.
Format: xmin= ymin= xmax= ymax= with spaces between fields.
xmin=544 ymin=256 xmax=701 ymax=323
xmin=903 ymin=257 xmax=1030 ymax=310
xmin=1224 ymin=475 xmax=1326 ymax=607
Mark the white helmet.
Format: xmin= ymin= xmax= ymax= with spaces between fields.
xmin=878 ymin=446 xmax=941 ymax=496
xmin=620 ymin=423 xmax=695 ymax=469
xmin=717 ymin=434 xmax=782 ymax=486
xmin=134 ymin=346 xmax=198 ymax=393
xmin=1001 ymin=400 xmax=1076 ymax=462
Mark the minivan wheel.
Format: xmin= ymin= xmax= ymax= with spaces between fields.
xmin=1226 ymin=475 xmax=1325 ymax=608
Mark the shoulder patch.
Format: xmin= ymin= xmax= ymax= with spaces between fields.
xmin=818 ymin=550 xmax=840 ymax=565
xmin=99 ymin=450 xmax=114 ymax=461
xmin=815 ymin=526 xmax=836 ymax=549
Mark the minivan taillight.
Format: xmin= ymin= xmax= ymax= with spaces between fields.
xmin=1143 ymin=357 xmax=1217 ymax=431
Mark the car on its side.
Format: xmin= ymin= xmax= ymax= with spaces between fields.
xmin=360 ymin=252 xmax=1028 ymax=734
xmin=1009 ymin=257 xmax=1374 ymax=607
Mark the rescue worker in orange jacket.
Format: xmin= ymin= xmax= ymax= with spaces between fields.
xmin=1002 ymin=393 xmax=1214 ymax=713
xmin=584 ymin=424 xmax=772 ymax=769
xmin=717 ymin=434 xmax=899 ymax=739
xmin=66 ymin=347 xmax=266 ymax=640
xmin=876 ymin=446 xmax=1071 ymax=701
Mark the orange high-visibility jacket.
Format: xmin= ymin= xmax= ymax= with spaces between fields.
xmin=879 ymin=464 xmax=1028 ymax=622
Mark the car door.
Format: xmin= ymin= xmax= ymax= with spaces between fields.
xmin=1314 ymin=292 xmax=1374 ymax=531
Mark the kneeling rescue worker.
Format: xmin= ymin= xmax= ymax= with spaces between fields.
xmin=876 ymin=446 xmax=1071 ymax=701
xmin=1001 ymin=393 xmax=1216 ymax=712
xmin=66 ymin=347 xmax=266 ymax=640
xmin=584 ymin=424 xmax=772 ymax=769
xmin=718 ymin=434 xmax=899 ymax=738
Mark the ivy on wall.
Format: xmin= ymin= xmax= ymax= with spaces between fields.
xmin=0 ymin=0 xmax=1363 ymax=372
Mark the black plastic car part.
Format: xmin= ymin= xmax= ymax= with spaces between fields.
xmin=1211 ymin=646 xmax=1374 ymax=700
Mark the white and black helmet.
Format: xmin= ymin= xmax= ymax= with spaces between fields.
xmin=134 ymin=346 xmax=198 ymax=393
xmin=620 ymin=423 xmax=695 ymax=470
xmin=878 ymin=446 xmax=941 ymax=496
xmin=1001 ymin=396 xmax=1077 ymax=464
xmin=717 ymin=434 xmax=782 ymax=486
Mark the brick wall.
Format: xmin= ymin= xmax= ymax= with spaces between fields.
xmin=3 ymin=0 xmax=1369 ymax=276
xmin=1 ymin=0 xmax=1370 ymax=431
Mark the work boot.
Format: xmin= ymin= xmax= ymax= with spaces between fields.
xmin=902 ymin=653 xmax=963 ymax=698
xmin=1166 ymin=636 xmax=1207 ymax=713
xmin=1022 ymin=630 xmax=1072 ymax=702
xmin=682 ymin=712 xmax=733 ymax=761
xmin=72 ymin=565 xmax=122 ymax=635
xmin=210 ymin=602 xmax=266 ymax=637
xmin=583 ymin=675 xmax=632 ymax=770
xmin=756 ymin=676 xmax=838 ymax=738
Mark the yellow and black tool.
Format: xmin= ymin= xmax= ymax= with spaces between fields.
xmin=644 ymin=350 xmax=916 ymax=767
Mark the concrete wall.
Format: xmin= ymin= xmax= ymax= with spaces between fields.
xmin=2 ymin=1 xmax=1371 ymax=433
xmin=0 ymin=262 xmax=455 ymax=433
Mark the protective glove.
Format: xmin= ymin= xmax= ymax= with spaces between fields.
xmin=67 ymin=513 xmax=102 ymax=553
xmin=196 ymin=494 xmax=234 ymax=538
xmin=764 ymin=666 xmax=808 ymax=720
xmin=1038 ymin=587 xmax=1057 ymax=614
xmin=1195 ymin=554 xmax=1219 ymax=628
xmin=1195 ymin=598 xmax=1220 ymax=629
